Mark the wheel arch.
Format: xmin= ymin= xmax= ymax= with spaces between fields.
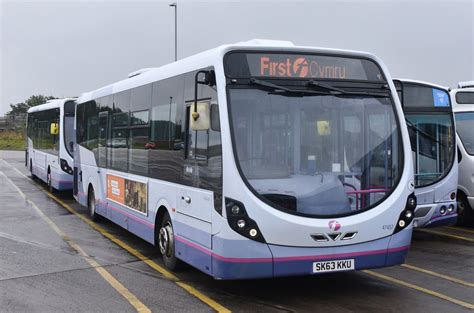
xmin=457 ymin=187 xmax=469 ymax=198
xmin=154 ymin=205 xmax=170 ymax=246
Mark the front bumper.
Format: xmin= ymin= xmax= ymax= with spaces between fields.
xmin=209 ymin=227 xmax=412 ymax=280
xmin=413 ymin=201 xmax=457 ymax=228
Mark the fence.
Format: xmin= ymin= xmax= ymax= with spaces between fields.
xmin=0 ymin=114 xmax=27 ymax=132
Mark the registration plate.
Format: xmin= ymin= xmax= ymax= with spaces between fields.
xmin=313 ymin=259 xmax=355 ymax=273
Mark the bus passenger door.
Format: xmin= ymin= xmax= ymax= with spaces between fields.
xmin=174 ymin=103 xmax=213 ymax=274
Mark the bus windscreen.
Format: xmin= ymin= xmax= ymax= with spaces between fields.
xmin=224 ymin=52 xmax=385 ymax=81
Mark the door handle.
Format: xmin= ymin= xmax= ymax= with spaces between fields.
xmin=182 ymin=196 xmax=191 ymax=204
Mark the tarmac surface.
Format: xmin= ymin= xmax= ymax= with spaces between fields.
xmin=0 ymin=150 xmax=473 ymax=312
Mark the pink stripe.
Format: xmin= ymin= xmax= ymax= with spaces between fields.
xmin=274 ymin=245 xmax=409 ymax=262
xmin=176 ymin=235 xmax=409 ymax=263
xmin=104 ymin=201 xmax=154 ymax=229
xmin=430 ymin=213 xmax=456 ymax=221
xmin=176 ymin=235 xmax=212 ymax=255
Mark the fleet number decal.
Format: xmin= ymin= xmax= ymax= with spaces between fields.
xmin=313 ymin=259 xmax=355 ymax=273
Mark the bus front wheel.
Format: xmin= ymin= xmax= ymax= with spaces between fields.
xmin=30 ymin=160 xmax=36 ymax=180
xmin=158 ymin=212 xmax=182 ymax=271
xmin=47 ymin=170 xmax=54 ymax=193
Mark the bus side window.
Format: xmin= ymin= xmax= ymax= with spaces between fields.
xmin=110 ymin=91 xmax=130 ymax=171
xmin=149 ymin=76 xmax=184 ymax=182
xmin=129 ymin=84 xmax=152 ymax=175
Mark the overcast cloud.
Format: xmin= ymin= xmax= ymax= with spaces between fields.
xmin=0 ymin=0 xmax=473 ymax=114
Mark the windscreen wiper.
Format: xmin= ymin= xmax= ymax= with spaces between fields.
xmin=306 ymin=80 xmax=390 ymax=98
xmin=307 ymin=80 xmax=345 ymax=94
xmin=250 ymin=78 xmax=328 ymax=96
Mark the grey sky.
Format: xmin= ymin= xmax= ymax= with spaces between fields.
xmin=1 ymin=0 xmax=473 ymax=115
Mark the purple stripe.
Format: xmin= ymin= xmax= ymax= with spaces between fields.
xmin=105 ymin=201 xmax=154 ymax=229
xmin=430 ymin=212 xmax=456 ymax=221
xmin=176 ymin=235 xmax=410 ymax=264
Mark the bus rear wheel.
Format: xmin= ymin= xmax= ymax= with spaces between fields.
xmin=456 ymin=193 xmax=473 ymax=226
xmin=88 ymin=188 xmax=101 ymax=222
xmin=158 ymin=212 xmax=182 ymax=271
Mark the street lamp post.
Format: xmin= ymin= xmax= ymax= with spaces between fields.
xmin=169 ymin=2 xmax=177 ymax=61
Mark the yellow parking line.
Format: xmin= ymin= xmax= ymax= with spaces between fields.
xmin=4 ymin=160 xmax=231 ymax=313
xmin=0 ymin=170 xmax=151 ymax=313
xmin=416 ymin=228 xmax=474 ymax=243
xmin=363 ymin=270 xmax=474 ymax=310
xmin=446 ymin=226 xmax=474 ymax=235
xmin=401 ymin=264 xmax=474 ymax=287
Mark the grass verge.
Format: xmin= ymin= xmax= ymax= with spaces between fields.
xmin=0 ymin=130 xmax=25 ymax=150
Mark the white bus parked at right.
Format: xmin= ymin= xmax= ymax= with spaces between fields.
xmin=451 ymin=81 xmax=474 ymax=225
xmin=394 ymin=79 xmax=458 ymax=227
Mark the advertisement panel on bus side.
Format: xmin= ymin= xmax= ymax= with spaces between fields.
xmin=107 ymin=174 xmax=148 ymax=215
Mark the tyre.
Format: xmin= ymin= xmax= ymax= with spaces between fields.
xmin=88 ymin=187 xmax=101 ymax=222
xmin=47 ymin=170 xmax=54 ymax=193
xmin=30 ymin=160 xmax=37 ymax=180
xmin=158 ymin=212 xmax=182 ymax=270
xmin=456 ymin=192 xmax=473 ymax=226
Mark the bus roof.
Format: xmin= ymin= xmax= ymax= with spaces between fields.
xmin=394 ymin=78 xmax=449 ymax=91
xmin=27 ymin=98 xmax=76 ymax=114
xmin=458 ymin=81 xmax=474 ymax=88
xmin=76 ymin=39 xmax=385 ymax=104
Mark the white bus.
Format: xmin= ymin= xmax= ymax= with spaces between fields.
xmin=451 ymin=82 xmax=474 ymax=225
xmin=73 ymin=40 xmax=415 ymax=279
xmin=394 ymin=79 xmax=457 ymax=227
xmin=26 ymin=98 xmax=76 ymax=191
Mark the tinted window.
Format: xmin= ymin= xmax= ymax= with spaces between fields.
xmin=149 ymin=76 xmax=185 ymax=182
xmin=131 ymin=110 xmax=149 ymax=126
xmin=129 ymin=84 xmax=151 ymax=175
xmin=63 ymin=100 xmax=75 ymax=157
xmin=29 ymin=108 xmax=60 ymax=155
xmin=97 ymin=96 xmax=113 ymax=168
xmin=455 ymin=112 xmax=474 ymax=155
xmin=456 ymin=92 xmax=474 ymax=104
xmin=110 ymin=91 xmax=130 ymax=170
xmin=77 ymin=101 xmax=98 ymax=152
xmin=406 ymin=113 xmax=454 ymax=187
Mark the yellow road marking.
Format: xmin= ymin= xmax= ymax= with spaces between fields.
xmin=176 ymin=282 xmax=232 ymax=313
xmin=417 ymin=228 xmax=474 ymax=243
xmin=363 ymin=270 xmax=474 ymax=310
xmin=4 ymin=160 xmax=231 ymax=313
xmin=446 ymin=226 xmax=474 ymax=235
xmin=0 ymin=169 xmax=151 ymax=313
xmin=401 ymin=264 xmax=474 ymax=287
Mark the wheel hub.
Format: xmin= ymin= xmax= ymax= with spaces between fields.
xmin=159 ymin=224 xmax=173 ymax=257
